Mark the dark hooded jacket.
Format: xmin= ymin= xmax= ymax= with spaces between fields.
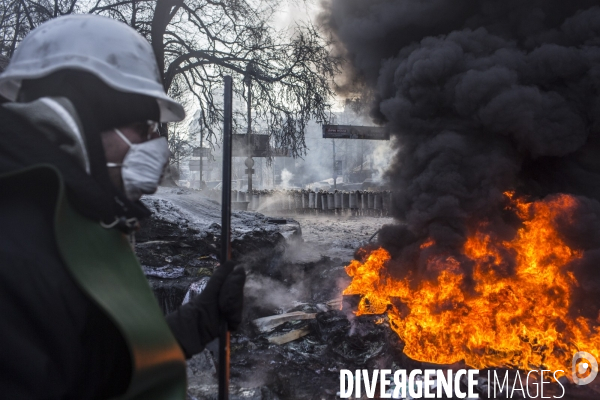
xmin=0 ymin=78 xmax=187 ymax=399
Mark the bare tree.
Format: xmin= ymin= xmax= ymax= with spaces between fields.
xmin=0 ymin=0 xmax=81 ymax=57
xmin=0 ymin=0 xmax=341 ymax=156
xmin=167 ymin=123 xmax=195 ymax=175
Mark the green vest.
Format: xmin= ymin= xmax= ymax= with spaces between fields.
xmin=2 ymin=165 xmax=187 ymax=399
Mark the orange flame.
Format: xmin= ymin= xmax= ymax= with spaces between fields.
xmin=343 ymin=193 xmax=600 ymax=373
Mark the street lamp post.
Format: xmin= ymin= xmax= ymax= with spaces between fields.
xmin=199 ymin=111 xmax=203 ymax=186
xmin=245 ymin=70 xmax=254 ymax=193
xmin=332 ymin=139 xmax=337 ymax=189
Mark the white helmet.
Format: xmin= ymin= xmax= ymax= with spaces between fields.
xmin=0 ymin=14 xmax=185 ymax=122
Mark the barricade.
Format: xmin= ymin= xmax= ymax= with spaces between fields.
xmin=205 ymin=188 xmax=392 ymax=217
xmin=334 ymin=192 xmax=342 ymax=214
xmin=327 ymin=193 xmax=335 ymax=214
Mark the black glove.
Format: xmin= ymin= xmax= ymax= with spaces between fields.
xmin=219 ymin=264 xmax=246 ymax=330
xmin=165 ymin=261 xmax=246 ymax=358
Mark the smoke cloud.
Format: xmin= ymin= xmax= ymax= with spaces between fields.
xmin=280 ymin=168 xmax=294 ymax=188
xmin=244 ymin=274 xmax=309 ymax=315
xmin=320 ymin=1 xmax=600 ymax=299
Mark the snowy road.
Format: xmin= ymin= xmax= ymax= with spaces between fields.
xmin=282 ymin=214 xmax=395 ymax=262
xmin=144 ymin=188 xmax=396 ymax=263
xmin=142 ymin=187 xmax=301 ymax=240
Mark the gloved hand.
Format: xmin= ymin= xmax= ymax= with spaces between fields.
xmin=165 ymin=261 xmax=246 ymax=358
xmin=219 ymin=264 xmax=245 ymax=330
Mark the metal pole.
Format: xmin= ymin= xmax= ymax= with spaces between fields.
xmin=199 ymin=112 xmax=203 ymax=187
xmin=246 ymin=78 xmax=253 ymax=193
xmin=219 ymin=76 xmax=233 ymax=400
xmin=360 ymin=140 xmax=364 ymax=171
xmin=344 ymin=140 xmax=348 ymax=185
xmin=260 ymin=157 xmax=263 ymax=189
xmin=332 ymin=139 xmax=337 ymax=189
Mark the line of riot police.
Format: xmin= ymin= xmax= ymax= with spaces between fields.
xmin=209 ymin=189 xmax=393 ymax=216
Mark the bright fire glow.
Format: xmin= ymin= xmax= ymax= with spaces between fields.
xmin=343 ymin=193 xmax=600 ymax=373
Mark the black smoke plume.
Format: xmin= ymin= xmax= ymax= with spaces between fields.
xmin=320 ymin=1 xmax=600 ymax=309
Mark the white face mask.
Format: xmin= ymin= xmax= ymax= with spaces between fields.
xmin=107 ymin=128 xmax=170 ymax=201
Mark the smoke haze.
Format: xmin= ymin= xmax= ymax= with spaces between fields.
xmin=320 ymin=1 xmax=600 ymax=304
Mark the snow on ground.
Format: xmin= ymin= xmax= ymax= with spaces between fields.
xmin=253 ymin=206 xmax=396 ymax=263
xmin=144 ymin=187 xmax=398 ymax=264
xmin=142 ymin=187 xmax=300 ymax=240
xmin=290 ymin=214 xmax=395 ymax=261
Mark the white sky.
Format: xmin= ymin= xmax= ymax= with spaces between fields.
xmin=273 ymin=0 xmax=349 ymax=111
xmin=178 ymin=0 xmax=348 ymax=132
xmin=271 ymin=0 xmax=321 ymax=31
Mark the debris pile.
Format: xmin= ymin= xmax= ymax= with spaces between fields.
xmin=135 ymin=188 xmax=407 ymax=399
xmin=135 ymin=188 xmax=596 ymax=399
xmin=137 ymin=188 xmax=299 ymax=314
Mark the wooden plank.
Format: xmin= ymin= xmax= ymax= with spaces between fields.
xmin=326 ymin=298 xmax=343 ymax=310
xmin=267 ymin=326 xmax=310 ymax=345
xmin=253 ymin=311 xmax=316 ymax=333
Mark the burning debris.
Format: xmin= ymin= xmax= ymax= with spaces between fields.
xmin=342 ymin=192 xmax=600 ymax=395
xmin=344 ymin=192 xmax=600 ymax=373
xmin=136 ymin=187 xmax=600 ymax=399
xmin=318 ymin=0 xmax=600 ymax=395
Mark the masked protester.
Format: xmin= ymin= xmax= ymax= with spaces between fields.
xmin=0 ymin=15 xmax=245 ymax=399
